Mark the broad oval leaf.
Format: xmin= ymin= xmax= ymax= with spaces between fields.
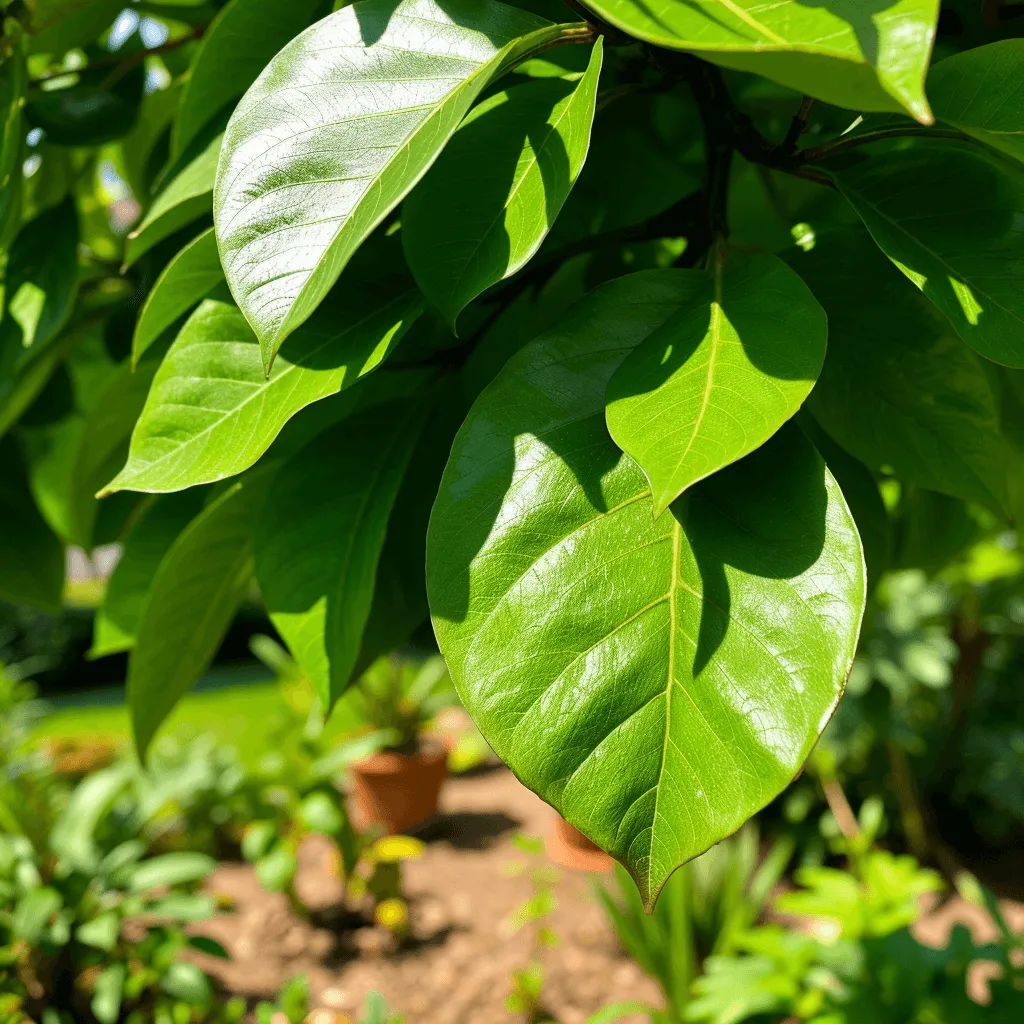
xmin=427 ymin=271 xmax=865 ymax=907
xmin=124 ymin=132 xmax=220 ymax=268
xmin=606 ymin=253 xmax=826 ymax=515
xmin=834 ymin=141 xmax=1024 ymax=367
xmin=90 ymin=490 xmax=206 ymax=659
xmin=132 ymin=228 xmax=224 ymax=366
xmin=171 ymin=0 xmax=323 ymax=159
xmin=104 ymin=265 xmax=423 ymax=494
xmin=403 ymin=40 xmax=603 ymax=328
xmin=255 ymin=400 xmax=426 ymax=708
xmin=789 ymin=227 xmax=1009 ymax=513
xmin=214 ymin=0 xmax=570 ymax=369
xmin=575 ymin=0 xmax=938 ymax=122
xmin=128 ymin=468 xmax=274 ymax=756
xmin=929 ymin=40 xmax=1024 ymax=166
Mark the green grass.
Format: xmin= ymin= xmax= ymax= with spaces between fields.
xmin=32 ymin=663 xmax=366 ymax=768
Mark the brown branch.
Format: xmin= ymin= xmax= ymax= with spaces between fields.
xmin=821 ymin=778 xmax=861 ymax=842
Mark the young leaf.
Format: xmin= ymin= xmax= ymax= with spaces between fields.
xmin=403 ymin=40 xmax=603 ymax=328
xmin=606 ymin=253 xmax=826 ymax=515
xmin=572 ymin=0 xmax=938 ymax=122
xmin=104 ymin=279 xmax=423 ymax=495
xmin=0 ymin=435 xmax=63 ymax=612
xmin=929 ymin=40 xmax=1024 ymax=166
xmin=4 ymin=196 xmax=78 ymax=351
xmin=171 ymin=0 xmax=323 ymax=159
xmin=255 ymin=400 xmax=426 ymax=709
xmin=428 ymin=272 xmax=864 ymax=908
xmin=132 ymin=228 xmax=224 ymax=366
xmin=834 ymin=141 xmax=1024 ymax=367
xmin=90 ymin=490 xmax=206 ymax=659
xmin=128 ymin=468 xmax=275 ymax=756
xmin=214 ymin=0 xmax=572 ymax=369
xmin=789 ymin=227 xmax=1009 ymax=513
xmin=123 ymin=132 xmax=219 ymax=268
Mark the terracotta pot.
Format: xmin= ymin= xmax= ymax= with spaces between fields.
xmin=350 ymin=742 xmax=448 ymax=834
xmin=546 ymin=816 xmax=615 ymax=872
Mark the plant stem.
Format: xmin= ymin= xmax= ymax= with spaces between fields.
xmin=797 ymin=127 xmax=967 ymax=162
xmin=781 ymin=96 xmax=815 ymax=153
xmin=820 ymin=777 xmax=861 ymax=842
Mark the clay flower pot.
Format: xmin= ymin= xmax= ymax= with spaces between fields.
xmin=546 ymin=815 xmax=614 ymax=872
xmin=350 ymin=740 xmax=448 ymax=834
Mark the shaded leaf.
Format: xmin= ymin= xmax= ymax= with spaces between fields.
xmin=132 ymin=227 xmax=224 ymax=366
xmin=214 ymin=0 xmax=567 ymax=368
xmin=90 ymin=490 xmax=207 ymax=658
xmin=255 ymin=400 xmax=426 ymax=708
xmin=128 ymin=851 xmax=216 ymax=892
xmin=403 ymin=40 xmax=602 ymax=328
xmin=29 ymin=0 xmax=124 ymax=56
xmin=0 ymin=435 xmax=64 ymax=612
xmin=790 ymin=227 xmax=1009 ymax=512
xmin=128 ymin=468 xmax=275 ymax=755
xmin=428 ymin=271 xmax=864 ymax=907
xmin=574 ymin=0 xmax=938 ymax=121
xmin=834 ymin=141 xmax=1024 ymax=367
xmin=929 ymin=40 xmax=1024 ymax=166
xmin=172 ymin=0 xmax=323 ymax=158
xmin=124 ymin=131 xmax=219 ymax=268
xmin=606 ymin=253 xmax=826 ymax=515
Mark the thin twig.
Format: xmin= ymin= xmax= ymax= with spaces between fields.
xmin=781 ymin=96 xmax=815 ymax=153
xmin=797 ymin=127 xmax=967 ymax=163
xmin=821 ymin=778 xmax=861 ymax=842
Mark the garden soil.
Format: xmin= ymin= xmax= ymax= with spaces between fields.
xmin=192 ymin=767 xmax=1024 ymax=1023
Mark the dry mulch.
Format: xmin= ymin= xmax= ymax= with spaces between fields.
xmin=194 ymin=768 xmax=662 ymax=1023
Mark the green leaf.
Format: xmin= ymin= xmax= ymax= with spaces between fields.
xmin=90 ymin=491 xmax=206 ymax=658
xmin=929 ymin=40 xmax=1024 ymax=166
xmin=0 ymin=50 xmax=25 ymax=192
xmin=50 ymin=764 xmax=133 ymax=873
xmin=66 ymin=352 xmax=162 ymax=548
xmin=128 ymin=468 xmax=275 ymax=756
xmin=255 ymin=400 xmax=425 ymax=708
xmin=145 ymin=892 xmax=217 ymax=922
xmin=91 ymin=963 xmax=127 ymax=1024
xmin=427 ymin=272 xmax=864 ymax=907
xmin=105 ymin=267 xmax=423 ymax=495
xmin=214 ymin=0 xmax=570 ymax=369
xmin=834 ymin=141 xmax=1024 ymax=367
xmin=160 ymin=961 xmax=213 ymax=1006
xmin=0 ymin=435 xmax=64 ymax=612
xmin=26 ymin=79 xmax=141 ymax=146
xmin=606 ymin=253 xmax=826 ymax=516
xmin=574 ymin=0 xmax=938 ymax=122
xmin=172 ymin=0 xmax=322 ymax=159
xmin=255 ymin=840 xmax=297 ymax=893
xmin=790 ymin=227 xmax=1010 ymax=513
xmin=12 ymin=886 xmax=62 ymax=944
xmin=403 ymin=40 xmax=603 ymax=328
xmin=241 ymin=821 xmax=277 ymax=862
xmin=75 ymin=911 xmax=119 ymax=952
xmin=4 ymin=196 xmax=78 ymax=352
xmin=298 ymin=791 xmax=345 ymax=835
xmin=29 ymin=0 xmax=124 ymax=57
xmin=132 ymin=227 xmax=224 ymax=367
xmin=123 ymin=131 xmax=219 ymax=268
xmin=128 ymin=852 xmax=216 ymax=892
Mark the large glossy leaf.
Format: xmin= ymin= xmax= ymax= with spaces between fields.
xmin=255 ymin=401 xmax=426 ymax=707
xmin=129 ymin=468 xmax=274 ymax=756
xmin=90 ymin=490 xmax=207 ymax=659
xmin=427 ymin=272 xmax=865 ymax=906
xmin=0 ymin=436 xmax=64 ymax=612
xmin=402 ymin=40 xmax=602 ymax=328
xmin=172 ymin=0 xmax=322 ymax=159
xmin=928 ymin=40 xmax=1024 ymax=166
xmin=789 ymin=227 xmax=1009 ymax=513
xmin=214 ymin=0 xmax=571 ymax=369
xmin=606 ymin=254 xmax=825 ymax=516
xmin=834 ymin=141 xmax=1024 ymax=367
xmin=123 ymin=132 xmax=219 ymax=268
xmin=132 ymin=228 xmax=224 ymax=366
xmin=575 ymin=0 xmax=938 ymax=122
xmin=4 ymin=197 xmax=78 ymax=351
xmin=104 ymin=268 xmax=423 ymax=494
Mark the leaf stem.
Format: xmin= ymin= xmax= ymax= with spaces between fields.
xmin=797 ymin=127 xmax=968 ymax=162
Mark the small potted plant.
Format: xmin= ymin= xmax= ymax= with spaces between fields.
xmin=348 ymin=654 xmax=456 ymax=835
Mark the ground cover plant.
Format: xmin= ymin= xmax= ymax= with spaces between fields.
xmin=1 ymin=0 xmax=1024 ymax=925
